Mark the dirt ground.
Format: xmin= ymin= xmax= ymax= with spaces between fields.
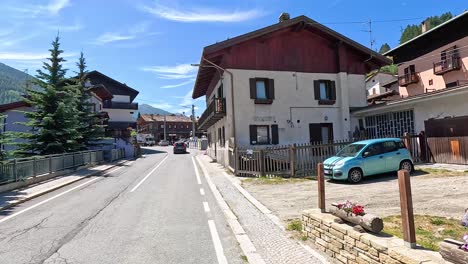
xmin=241 ymin=172 xmax=468 ymax=223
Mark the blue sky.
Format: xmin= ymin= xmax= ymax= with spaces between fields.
xmin=0 ymin=0 xmax=465 ymax=116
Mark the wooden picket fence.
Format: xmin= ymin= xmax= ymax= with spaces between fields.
xmin=426 ymin=136 xmax=468 ymax=164
xmin=232 ymin=140 xmax=351 ymax=178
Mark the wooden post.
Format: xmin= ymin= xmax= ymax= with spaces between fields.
xmin=259 ymin=149 xmax=265 ymax=177
xmin=398 ymin=170 xmax=416 ymax=248
xmin=317 ymin=163 xmax=325 ymax=213
xmin=290 ymin=144 xmax=296 ymax=177
xmin=234 ymin=147 xmax=239 ymax=176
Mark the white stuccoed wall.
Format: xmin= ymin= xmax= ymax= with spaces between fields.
xmin=206 ymin=69 xmax=366 ymax=147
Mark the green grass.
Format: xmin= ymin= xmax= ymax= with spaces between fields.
xmin=287 ymin=219 xmax=303 ymax=232
xmin=241 ymin=255 xmax=248 ymax=263
xmin=242 ymin=176 xmax=316 ymax=185
xmin=415 ymin=168 xmax=468 ymax=178
xmin=383 ymin=215 xmax=468 ymax=251
xmin=300 ymin=235 xmax=308 ymax=241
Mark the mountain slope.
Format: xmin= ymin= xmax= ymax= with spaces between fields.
xmin=0 ymin=62 xmax=34 ymax=104
xmin=138 ymin=104 xmax=172 ymax=115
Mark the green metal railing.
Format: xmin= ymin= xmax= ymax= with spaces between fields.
xmin=0 ymin=150 xmax=107 ymax=185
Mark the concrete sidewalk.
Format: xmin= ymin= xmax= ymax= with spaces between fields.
xmin=196 ymin=154 xmax=329 ymax=264
xmin=0 ymin=160 xmax=128 ymax=211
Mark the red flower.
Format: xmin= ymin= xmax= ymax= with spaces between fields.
xmin=352 ymin=205 xmax=365 ymax=216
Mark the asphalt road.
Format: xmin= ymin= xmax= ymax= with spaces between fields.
xmin=0 ymin=147 xmax=244 ymax=264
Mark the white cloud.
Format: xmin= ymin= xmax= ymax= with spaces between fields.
xmin=160 ymin=79 xmax=195 ymax=89
xmin=47 ymin=0 xmax=71 ymax=15
xmin=8 ymin=0 xmax=70 ymax=17
xmin=141 ymin=3 xmax=263 ymax=23
xmin=150 ymin=102 xmax=174 ymax=110
xmin=47 ymin=21 xmax=84 ymax=32
xmin=93 ymin=33 xmax=136 ymax=45
xmin=0 ymin=52 xmax=51 ymax=60
xmin=142 ymin=63 xmax=197 ymax=79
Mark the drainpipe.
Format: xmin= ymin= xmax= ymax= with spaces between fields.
xmin=202 ymin=58 xmax=236 ymax=147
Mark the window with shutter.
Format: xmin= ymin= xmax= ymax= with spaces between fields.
xmin=250 ymin=78 xmax=274 ymax=104
xmin=315 ymin=80 xmax=336 ymax=105
xmin=249 ymin=125 xmax=270 ymax=145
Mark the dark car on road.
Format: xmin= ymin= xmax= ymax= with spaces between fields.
xmin=173 ymin=142 xmax=187 ymax=154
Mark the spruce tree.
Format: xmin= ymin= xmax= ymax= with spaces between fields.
xmin=378 ymin=43 xmax=391 ymax=54
xmin=75 ymin=52 xmax=106 ymax=148
xmin=17 ymin=36 xmax=82 ymax=155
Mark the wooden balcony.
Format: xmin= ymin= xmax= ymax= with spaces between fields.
xmin=433 ymin=56 xmax=461 ymax=75
xmin=198 ymin=98 xmax=226 ymax=130
xmin=103 ymin=101 xmax=138 ymax=110
xmin=398 ymin=73 xmax=419 ymax=87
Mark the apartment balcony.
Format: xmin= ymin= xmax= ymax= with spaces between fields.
xmin=198 ymin=98 xmax=226 ymax=130
xmin=433 ymin=55 xmax=461 ymax=75
xmin=103 ymin=101 xmax=138 ymax=110
xmin=398 ymin=72 xmax=419 ymax=87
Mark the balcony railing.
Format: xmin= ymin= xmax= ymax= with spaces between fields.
xmin=198 ymin=98 xmax=226 ymax=130
xmin=398 ymin=72 xmax=419 ymax=87
xmin=103 ymin=101 xmax=138 ymax=110
xmin=433 ymin=55 xmax=461 ymax=75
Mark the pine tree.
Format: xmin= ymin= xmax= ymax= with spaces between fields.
xmin=74 ymin=52 xmax=106 ymax=148
xmin=400 ymin=25 xmax=422 ymax=44
xmin=16 ymin=36 xmax=83 ymax=155
xmin=378 ymin=43 xmax=391 ymax=54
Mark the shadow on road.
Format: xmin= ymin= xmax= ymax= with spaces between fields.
xmin=328 ymin=170 xmax=429 ymax=185
xmin=141 ymin=148 xmax=167 ymax=155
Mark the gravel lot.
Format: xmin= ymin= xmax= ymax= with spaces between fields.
xmin=241 ymin=172 xmax=468 ymax=223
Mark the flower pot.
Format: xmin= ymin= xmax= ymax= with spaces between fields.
xmin=330 ymin=207 xmax=383 ymax=233
xmin=439 ymin=239 xmax=468 ymax=264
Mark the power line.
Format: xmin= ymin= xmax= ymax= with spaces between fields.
xmin=392 ymin=44 xmax=468 ymax=65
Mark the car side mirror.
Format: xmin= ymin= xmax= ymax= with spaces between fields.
xmin=363 ymin=151 xmax=370 ymax=158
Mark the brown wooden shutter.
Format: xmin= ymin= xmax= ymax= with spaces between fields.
xmin=249 ymin=78 xmax=256 ymax=99
xmin=330 ymin=81 xmax=336 ymax=100
xmin=249 ymin=125 xmax=257 ymax=145
xmin=314 ymin=80 xmax=320 ymax=100
xmin=271 ymin=125 xmax=279 ymax=145
xmin=267 ymin=79 xmax=275 ymax=100
xmin=309 ymin=123 xmax=322 ymax=143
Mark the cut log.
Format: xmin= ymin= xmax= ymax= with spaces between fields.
xmin=439 ymin=241 xmax=468 ymax=264
xmin=330 ymin=207 xmax=383 ymax=233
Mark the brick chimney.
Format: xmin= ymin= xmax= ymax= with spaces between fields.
xmin=421 ymin=20 xmax=429 ymax=33
xmin=279 ymin=12 xmax=290 ymax=23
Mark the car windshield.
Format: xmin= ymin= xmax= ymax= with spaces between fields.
xmin=336 ymin=144 xmax=366 ymax=157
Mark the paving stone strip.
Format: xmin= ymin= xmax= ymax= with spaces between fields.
xmin=198 ymin=155 xmax=326 ymax=264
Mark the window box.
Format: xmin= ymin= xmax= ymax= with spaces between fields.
xmin=318 ymin=99 xmax=336 ymax=105
xmin=254 ymin=99 xmax=273 ymax=104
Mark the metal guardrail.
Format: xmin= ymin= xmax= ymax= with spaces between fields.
xmin=110 ymin=149 xmax=125 ymax=162
xmin=0 ymin=150 xmax=108 ymax=185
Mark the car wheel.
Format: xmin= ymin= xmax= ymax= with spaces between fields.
xmin=348 ymin=168 xmax=363 ymax=183
xmin=400 ymin=160 xmax=413 ymax=173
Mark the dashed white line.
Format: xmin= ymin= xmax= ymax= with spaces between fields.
xmin=0 ymin=166 xmax=124 ymax=224
xmin=130 ymin=155 xmax=168 ymax=192
xmin=191 ymin=156 xmax=202 ymax=185
xmin=208 ymin=220 xmax=228 ymax=264
xmin=200 ymin=188 xmax=205 ymax=196
xmin=203 ymin=202 xmax=210 ymax=213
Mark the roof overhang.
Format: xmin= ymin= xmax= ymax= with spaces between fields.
xmin=353 ymin=83 xmax=468 ymax=115
xmin=192 ymin=15 xmax=391 ymax=99
xmin=0 ymin=101 xmax=31 ymax=112
xmin=88 ymin=84 xmax=113 ymax=100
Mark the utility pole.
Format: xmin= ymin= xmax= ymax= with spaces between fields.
xmin=191 ymin=104 xmax=196 ymax=139
xmin=163 ymin=115 xmax=167 ymax=141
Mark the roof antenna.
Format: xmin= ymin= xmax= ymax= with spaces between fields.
xmin=363 ymin=19 xmax=375 ymax=62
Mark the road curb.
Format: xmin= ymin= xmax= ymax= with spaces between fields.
xmin=195 ymin=156 xmax=266 ymax=264
xmin=0 ymin=159 xmax=130 ymax=212
xmin=221 ymin=168 xmax=331 ymax=264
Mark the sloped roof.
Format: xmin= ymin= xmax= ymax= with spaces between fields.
xmin=193 ymin=15 xmax=391 ymax=99
xmin=85 ymin=71 xmax=139 ymax=101
xmin=0 ymin=101 xmax=31 ymax=112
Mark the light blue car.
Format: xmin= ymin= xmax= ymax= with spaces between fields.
xmin=323 ymin=138 xmax=414 ymax=183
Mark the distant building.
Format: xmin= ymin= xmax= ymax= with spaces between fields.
xmin=84 ymin=71 xmax=139 ymax=139
xmin=137 ymin=114 xmax=196 ymax=141
xmin=0 ymin=101 xmax=33 ymax=153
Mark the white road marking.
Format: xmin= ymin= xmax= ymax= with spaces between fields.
xmin=191 ymin=156 xmax=202 ymax=185
xmin=130 ymin=155 xmax=168 ymax=192
xmin=200 ymin=188 xmax=205 ymax=196
xmin=203 ymin=202 xmax=210 ymax=213
xmin=0 ymin=166 xmax=124 ymax=224
xmin=208 ymin=220 xmax=228 ymax=264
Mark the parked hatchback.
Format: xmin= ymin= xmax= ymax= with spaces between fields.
xmin=323 ymin=138 xmax=413 ymax=183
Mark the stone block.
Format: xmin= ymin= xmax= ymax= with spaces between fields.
xmin=355 ymin=240 xmax=369 ymax=251
xmin=329 ymin=244 xmax=341 ymax=254
xmin=335 ymin=254 xmax=348 ymax=264
xmin=322 ymin=233 xmax=332 ymax=242
xmin=368 ymin=247 xmax=379 ymax=257
xmin=356 ymin=256 xmax=371 ymax=264
xmin=360 ymin=235 xmax=372 ymax=246
xmin=331 ymin=222 xmax=349 ymax=234
xmin=341 ymin=250 xmax=357 ymax=261
xmin=325 ymin=249 xmax=335 ymax=258
xmin=329 ymin=228 xmax=345 ymax=240
xmin=345 ymin=235 xmax=356 ymax=246
xmin=316 ymin=244 xmax=326 ymax=253
xmin=331 ymin=239 xmax=344 ymax=249
xmin=380 ymin=254 xmax=403 ymax=264
xmin=348 ymin=230 xmax=363 ymax=240
xmin=358 ymin=252 xmax=374 ymax=263
xmin=310 ymin=229 xmax=321 ymax=238
xmin=315 ymin=237 xmax=328 ymax=248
